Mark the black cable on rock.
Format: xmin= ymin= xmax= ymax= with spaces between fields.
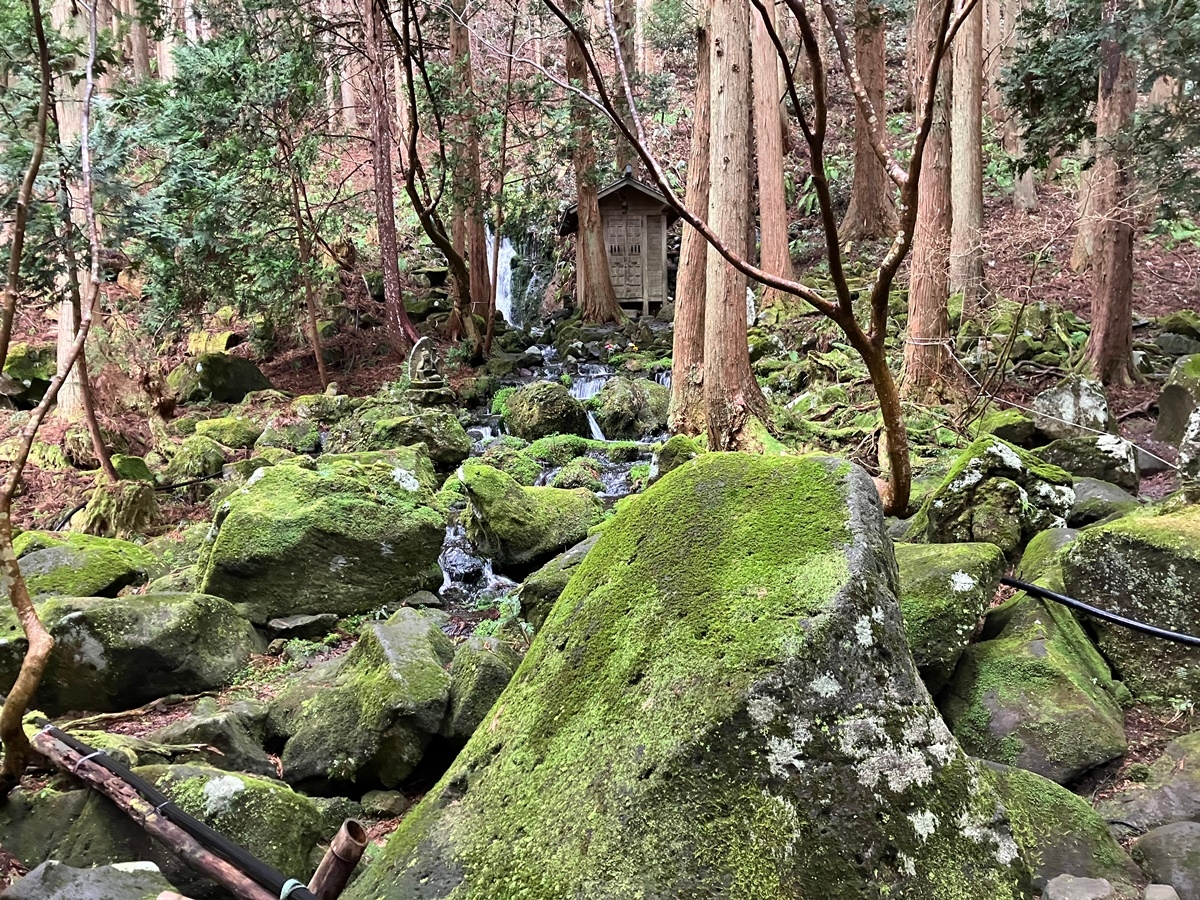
xmin=35 ymin=721 xmax=319 ymax=900
xmin=1001 ymin=575 xmax=1200 ymax=648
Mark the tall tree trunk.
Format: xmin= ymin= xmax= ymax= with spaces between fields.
xmin=752 ymin=0 xmax=794 ymax=307
xmin=983 ymin=0 xmax=1004 ymax=117
xmin=566 ymin=0 xmax=622 ymax=324
xmin=364 ymin=0 xmax=418 ymax=354
xmin=840 ymin=0 xmax=898 ymax=240
xmin=1070 ymin=139 xmax=1097 ymax=272
xmin=1084 ymin=0 xmax=1135 ymax=385
xmin=901 ymin=0 xmax=953 ymax=399
xmin=704 ymin=0 xmax=768 ymax=448
xmin=670 ymin=17 xmax=710 ymax=437
xmin=949 ymin=0 xmax=984 ymax=311
xmin=613 ymin=0 xmax=638 ymax=172
xmin=124 ymin=0 xmax=151 ymax=78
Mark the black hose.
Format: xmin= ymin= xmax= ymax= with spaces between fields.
xmin=1001 ymin=575 xmax=1200 ymax=648
xmin=36 ymin=721 xmax=319 ymax=900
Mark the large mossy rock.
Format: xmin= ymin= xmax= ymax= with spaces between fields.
xmin=1 ymin=341 xmax=55 ymax=407
xmin=344 ymin=454 xmax=1030 ymax=900
xmin=1039 ymin=435 xmax=1140 ymax=491
xmin=16 ymin=531 xmax=158 ymax=599
xmin=199 ymin=451 xmax=445 ymax=623
xmin=1032 ymin=376 xmax=1115 ymax=441
xmin=268 ymin=608 xmax=454 ymax=792
xmin=1069 ymin=478 xmax=1140 ymax=527
xmin=458 ymin=461 xmax=603 ymax=574
xmin=1098 ymin=731 xmax=1200 ymax=838
xmin=939 ymin=529 xmax=1127 ymax=784
xmin=502 ymin=380 xmax=589 ymax=440
xmin=194 ymin=414 xmax=264 ymax=449
xmin=895 ymin=541 xmax=1005 ymax=694
xmin=591 ymin=376 xmax=669 ymax=440
xmin=984 ymin=763 xmax=1139 ymax=891
xmin=364 ymin=409 xmax=472 ymax=469
xmin=1062 ymin=506 xmax=1200 ymax=698
xmin=0 ymin=766 xmax=321 ymax=896
xmin=1154 ymin=355 xmax=1200 ymax=445
xmin=166 ymin=352 xmax=272 ymax=403
xmin=0 ymin=593 xmax=260 ymax=714
xmin=443 ymin=636 xmax=522 ymax=740
xmin=906 ymin=435 xmax=1075 ymax=554
xmin=2 ymin=861 xmax=174 ymax=900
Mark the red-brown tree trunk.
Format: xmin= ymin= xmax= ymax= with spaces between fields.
xmin=704 ymin=0 xmax=768 ymax=448
xmin=901 ymin=0 xmax=953 ymax=400
xmin=840 ymin=0 xmax=898 ymax=240
xmin=670 ymin=17 xmax=710 ymax=437
xmin=752 ymin=0 xmax=795 ymax=308
xmin=566 ymin=0 xmax=622 ymax=325
xmin=949 ymin=0 xmax=984 ymax=311
xmin=1084 ymin=0 xmax=1135 ymax=385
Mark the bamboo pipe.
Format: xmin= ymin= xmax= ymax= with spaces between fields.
xmin=307 ymin=819 xmax=368 ymax=900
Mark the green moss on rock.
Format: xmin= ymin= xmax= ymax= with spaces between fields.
xmin=111 ymin=454 xmax=155 ymax=483
xmin=503 ymin=381 xmax=589 ymax=440
xmin=443 ymin=636 xmax=521 ymax=740
xmin=345 ymin=453 xmax=1029 ymax=900
xmin=18 ymin=532 xmax=158 ymax=599
xmin=974 ymin=409 xmax=1035 ymax=447
xmin=550 ymin=456 xmax=603 ymax=491
xmin=591 ymin=377 xmax=669 ymax=440
xmin=365 ymin=410 xmax=472 ymax=469
xmin=166 ymin=352 xmax=272 ymax=403
xmin=479 ymin=439 xmax=541 ymax=486
xmin=199 ymin=451 xmax=445 ymax=623
xmin=161 ymin=435 xmax=228 ymax=484
xmin=458 ymin=461 xmax=603 ymax=574
xmin=194 ymin=415 xmax=265 ymax=449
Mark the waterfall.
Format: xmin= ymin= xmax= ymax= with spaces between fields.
xmin=569 ymin=363 xmax=612 ymax=401
xmin=655 ymin=371 xmax=672 ymax=391
xmin=586 ymin=411 xmax=607 ymax=442
xmin=485 ymin=228 xmax=518 ymax=327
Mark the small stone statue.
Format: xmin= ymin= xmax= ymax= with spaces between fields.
xmin=406 ymin=337 xmax=454 ymax=406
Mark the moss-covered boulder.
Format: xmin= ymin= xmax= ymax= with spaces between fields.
xmin=17 ymin=531 xmax=158 ymax=599
xmin=1062 ymin=506 xmax=1200 ymax=698
xmin=1181 ymin=406 xmax=1200 ymax=483
xmin=895 ymin=542 xmax=1005 ymax=694
xmin=651 ymin=433 xmax=703 ymax=481
xmin=515 ymin=533 xmax=600 ymax=630
xmin=1132 ymin=823 xmax=1200 ymax=900
xmin=458 ymin=461 xmax=603 ymax=574
xmin=1069 ymin=478 xmax=1140 ymax=527
xmin=591 ymin=376 xmax=669 ymax=440
xmin=2 ymin=861 xmax=175 ymax=900
xmin=166 ymin=352 xmax=272 ymax=403
xmin=254 ymin=415 xmax=322 ymax=454
xmin=199 ymin=451 xmax=445 ymax=623
xmin=478 ymin=437 xmax=541 ymax=486
xmin=0 ymin=593 xmax=260 ymax=713
xmin=194 ymin=414 xmax=264 ymax=449
xmin=365 ymin=409 xmax=472 ymax=469
xmin=150 ymin=698 xmax=274 ymax=778
xmin=112 ymin=454 xmax=155 ymax=482
xmin=975 ymin=408 xmax=1036 ymax=447
xmin=443 ymin=636 xmax=522 ymax=740
xmin=1098 ymin=731 xmax=1200 ymax=839
xmin=1154 ymin=355 xmax=1200 ymax=445
xmin=502 ymin=380 xmax=589 ymax=440
xmin=549 ymin=455 xmax=603 ymax=491
xmin=268 ymin=608 xmax=454 ymax=791
xmin=905 ymin=435 xmax=1075 ymax=554
xmin=1032 ymin=376 xmax=1115 ymax=442
xmin=984 ymin=762 xmax=1139 ymax=891
xmin=1039 ymin=435 xmax=1140 ymax=491
xmin=161 ymin=435 xmax=228 ymax=484
xmin=1 ymin=341 xmax=54 ymax=407
xmin=939 ymin=530 xmax=1127 ymax=783
xmin=344 ymin=454 xmax=1030 ymax=900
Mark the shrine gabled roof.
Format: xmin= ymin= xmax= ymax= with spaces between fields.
xmin=557 ymin=170 xmax=679 ymax=236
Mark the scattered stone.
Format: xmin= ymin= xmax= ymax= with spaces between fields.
xmin=1156 ymin=334 xmax=1200 ymax=358
xmin=166 ymin=352 xmax=272 ymax=403
xmin=269 ymin=608 xmax=454 ymax=791
xmin=266 ymin=613 xmax=339 ymax=640
xmin=502 ymin=381 xmax=590 ymax=440
xmin=187 ymin=330 xmax=242 ymax=355
xmin=443 ymin=636 xmax=522 ymax=740
xmin=310 ymin=796 xmax=364 ymax=839
xmin=1042 ymin=875 xmax=1116 ymax=900
xmin=1134 ymin=822 xmax=1200 ymax=900
xmin=895 ymin=541 xmax=1005 ymax=694
xmin=1161 ymin=311 xmax=1200 ymax=341
xmin=1069 ymin=478 xmax=1140 ymax=527
xmin=1154 ymin=355 xmax=1200 ymax=445
xmin=1146 ymin=885 xmax=1184 ymax=900
xmin=344 ymin=454 xmax=1030 ymax=900
xmin=74 ymin=480 xmax=158 ymax=540
xmin=458 ymin=461 xmax=603 ymax=574
xmin=400 ymin=590 xmax=443 ymax=608
xmin=1039 ymin=435 xmax=1140 ymax=491
xmin=590 ymin=377 xmax=669 ymax=440
xmin=199 ymin=450 xmax=445 ymax=623
xmin=0 ymin=593 xmax=261 ymax=714
xmin=16 ymin=531 xmax=158 ymax=599
xmin=549 ymin=456 xmax=603 ymax=491
xmin=111 ymin=454 xmax=155 ymax=482
xmin=1098 ymin=732 xmax=1200 ymax=839
xmin=1032 ymin=376 xmax=1115 ymax=441
xmin=150 ymin=699 xmax=275 ymax=778
xmin=1 ymin=860 xmax=174 ymax=900
xmin=984 ymin=763 xmax=1139 ymax=891
xmin=1181 ymin=407 xmax=1200 ymax=483
xmin=1063 ymin=505 xmax=1200 ymax=697
xmin=361 ymin=790 xmax=412 ymax=818
xmin=904 ymin=435 xmax=1075 ymax=555
xmin=515 ymin=533 xmax=600 ymax=630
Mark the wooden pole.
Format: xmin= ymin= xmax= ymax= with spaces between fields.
xmin=307 ymin=819 xmax=368 ymax=900
xmin=29 ymin=729 xmax=278 ymax=900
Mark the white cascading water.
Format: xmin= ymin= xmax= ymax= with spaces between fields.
xmin=586 ymin=412 xmax=607 ymax=442
xmin=569 ymin=363 xmax=611 ymax=401
xmin=485 ymin=228 xmax=518 ymax=326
